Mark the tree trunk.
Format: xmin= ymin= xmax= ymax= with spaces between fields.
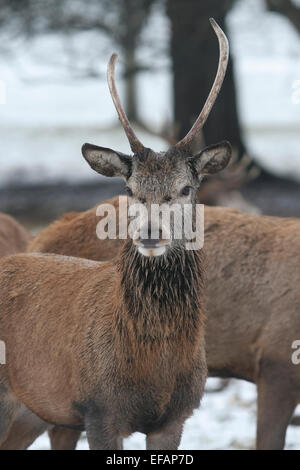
xmin=265 ymin=0 xmax=300 ymax=33
xmin=120 ymin=0 xmax=157 ymax=123
xmin=166 ymin=0 xmax=246 ymax=157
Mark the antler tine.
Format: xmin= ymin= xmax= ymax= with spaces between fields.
xmin=107 ymin=54 xmax=144 ymax=154
xmin=175 ymin=18 xmax=229 ymax=151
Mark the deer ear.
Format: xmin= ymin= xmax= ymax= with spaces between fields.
xmin=192 ymin=141 xmax=232 ymax=176
xmin=82 ymin=143 xmax=132 ymax=178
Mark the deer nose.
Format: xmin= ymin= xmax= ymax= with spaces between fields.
xmin=139 ymin=227 xmax=163 ymax=248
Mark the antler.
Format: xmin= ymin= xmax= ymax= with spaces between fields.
xmin=175 ymin=18 xmax=229 ymax=151
xmin=107 ymin=53 xmax=144 ymax=154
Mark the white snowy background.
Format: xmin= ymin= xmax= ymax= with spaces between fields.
xmin=0 ymin=0 xmax=299 ymax=450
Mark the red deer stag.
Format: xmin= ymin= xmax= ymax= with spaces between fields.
xmin=3 ymin=24 xmax=300 ymax=450
xmin=0 ymin=19 xmax=231 ymax=450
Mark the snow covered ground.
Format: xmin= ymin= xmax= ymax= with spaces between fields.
xmin=28 ymin=379 xmax=300 ymax=450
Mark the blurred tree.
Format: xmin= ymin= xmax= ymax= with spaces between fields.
xmin=265 ymin=0 xmax=300 ymax=32
xmin=166 ymin=0 xmax=245 ymax=157
xmin=0 ymin=0 xmax=157 ymax=121
xmin=166 ymin=0 xmax=300 ymax=183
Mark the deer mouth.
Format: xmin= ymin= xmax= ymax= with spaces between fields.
xmin=132 ymin=228 xmax=170 ymax=257
xmin=138 ymin=245 xmax=167 ymax=257
xmin=133 ymin=237 xmax=170 ymax=257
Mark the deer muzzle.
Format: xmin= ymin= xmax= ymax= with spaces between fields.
xmin=133 ymin=224 xmax=170 ymax=257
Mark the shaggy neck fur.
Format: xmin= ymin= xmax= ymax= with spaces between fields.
xmin=113 ymin=241 xmax=206 ymax=371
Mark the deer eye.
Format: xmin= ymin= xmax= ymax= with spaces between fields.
xmin=180 ymin=186 xmax=191 ymax=196
xmin=125 ymin=186 xmax=133 ymax=197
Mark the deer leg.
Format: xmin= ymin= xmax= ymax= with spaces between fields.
xmin=146 ymin=420 xmax=184 ymax=450
xmin=85 ymin=413 xmax=122 ymax=450
xmin=48 ymin=426 xmax=81 ymax=450
xmin=256 ymin=377 xmax=296 ymax=450
xmin=0 ymin=386 xmax=20 ymax=446
xmin=0 ymin=405 xmax=48 ymax=450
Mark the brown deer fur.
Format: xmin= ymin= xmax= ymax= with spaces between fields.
xmin=0 ymin=214 xmax=46 ymax=451
xmin=0 ymin=243 xmax=206 ymax=442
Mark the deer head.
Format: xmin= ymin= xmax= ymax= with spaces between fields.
xmin=82 ymin=19 xmax=231 ymax=257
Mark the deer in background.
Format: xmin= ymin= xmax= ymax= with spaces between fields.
xmin=0 ymin=19 xmax=231 ymax=450
xmin=0 ymin=214 xmax=31 ymax=258
xmin=23 ymin=199 xmax=300 ymax=450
